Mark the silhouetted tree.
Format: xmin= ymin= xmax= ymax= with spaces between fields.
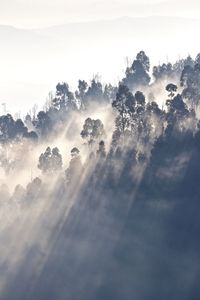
xmin=81 ymin=118 xmax=105 ymax=146
xmin=34 ymin=111 xmax=52 ymax=137
xmin=166 ymin=92 xmax=189 ymax=132
xmin=38 ymin=147 xmax=62 ymax=174
xmin=52 ymin=82 xmax=76 ymax=112
xmin=75 ymin=80 xmax=88 ymax=109
xmin=153 ymin=63 xmax=173 ymax=81
xmin=65 ymin=148 xmax=82 ymax=183
xmin=181 ymin=64 xmax=200 ymax=107
xmin=123 ymin=51 xmax=150 ymax=89
xmin=103 ymin=84 xmax=117 ymax=103
xmin=26 ymin=177 xmax=42 ymax=201
xmin=84 ymin=78 xmax=104 ymax=106
xmin=0 ymin=114 xmax=37 ymax=143
xmin=97 ymin=140 xmax=106 ymax=158
xmin=11 ymin=184 xmax=26 ymax=203
xmin=51 ymin=147 xmax=63 ymax=171
xmin=112 ymin=84 xmax=135 ymax=134
xmin=166 ymin=83 xmax=178 ymax=99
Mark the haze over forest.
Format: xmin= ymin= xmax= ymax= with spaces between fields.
xmin=0 ymin=12 xmax=200 ymax=114
xmin=1 ymin=1 xmax=200 ymax=299
xmin=0 ymin=48 xmax=200 ymax=299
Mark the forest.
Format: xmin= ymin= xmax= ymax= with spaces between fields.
xmin=1 ymin=51 xmax=200 ymax=300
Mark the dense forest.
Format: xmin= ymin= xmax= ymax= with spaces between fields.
xmin=1 ymin=51 xmax=200 ymax=300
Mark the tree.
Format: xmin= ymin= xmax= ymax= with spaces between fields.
xmin=166 ymin=83 xmax=178 ymax=100
xmin=75 ymin=80 xmax=88 ymax=109
xmin=123 ymin=51 xmax=151 ymax=89
xmin=38 ymin=147 xmax=51 ymax=173
xmin=24 ymin=114 xmax=32 ymax=129
xmin=11 ymin=184 xmax=26 ymax=203
xmin=153 ymin=63 xmax=174 ymax=81
xmin=65 ymin=148 xmax=82 ymax=183
xmin=136 ymin=50 xmax=150 ymax=72
xmin=184 ymin=55 xmax=194 ymax=67
xmin=180 ymin=65 xmax=194 ymax=88
xmin=195 ymin=53 xmax=200 ymax=65
xmin=71 ymin=147 xmax=80 ymax=157
xmin=52 ymin=82 xmax=76 ymax=112
xmin=146 ymin=101 xmax=162 ymax=117
xmin=112 ymin=84 xmax=135 ymax=134
xmin=181 ymin=64 xmax=200 ymax=107
xmin=24 ymin=131 xmax=38 ymax=140
xmin=0 ymin=114 xmax=37 ymax=144
xmin=38 ymin=146 xmax=62 ymax=174
xmin=135 ymin=91 xmax=146 ymax=113
xmin=166 ymin=93 xmax=189 ymax=126
xmin=34 ymin=111 xmax=52 ymax=137
xmin=84 ymin=78 xmax=104 ymax=106
xmin=132 ymin=91 xmax=148 ymax=140
xmin=103 ymin=84 xmax=117 ymax=103
xmin=96 ymin=140 xmax=106 ymax=158
xmin=81 ymin=118 xmax=105 ymax=146
xmin=26 ymin=177 xmax=42 ymax=200
xmin=112 ymin=86 xmax=149 ymax=147
xmin=51 ymin=147 xmax=63 ymax=171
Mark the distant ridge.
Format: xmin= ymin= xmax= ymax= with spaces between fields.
xmin=1 ymin=15 xmax=200 ymax=31
xmin=0 ymin=15 xmax=200 ymax=114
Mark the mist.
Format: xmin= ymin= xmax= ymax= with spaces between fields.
xmin=1 ymin=48 xmax=200 ymax=300
xmin=1 ymin=16 xmax=200 ymax=114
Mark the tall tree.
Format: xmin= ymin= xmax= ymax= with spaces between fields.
xmin=38 ymin=146 xmax=62 ymax=174
xmin=112 ymin=84 xmax=135 ymax=134
xmin=96 ymin=140 xmax=106 ymax=158
xmin=81 ymin=118 xmax=105 ymax=146
xmin=166 ymin=83 xmax=178 ymax=100
xmin=84 ymin=78 xmax=104 ymax=106
xmin=52 ymin=82 xmax=76 ymax=112
xmin=123 ymin=51 xmax=151 ymax=89
xmin=65 ymin=148 xmax=82 ymax=183
xmin=75 ymin=80 xmax=88 ymax=109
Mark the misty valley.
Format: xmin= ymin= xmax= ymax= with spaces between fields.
xmin=1 ymin=51 xmax=200 ymax=299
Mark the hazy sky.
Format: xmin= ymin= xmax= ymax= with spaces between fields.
xmin=0 ymin=0 xmax=200 ymax=28
xmin=0 ymin=0 xmax=200 ymax=114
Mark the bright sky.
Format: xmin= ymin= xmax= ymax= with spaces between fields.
xmin=0 ymin=0 xmax=200 ymax=28
xmin=0 ymin=0 xmax=200 ymax=115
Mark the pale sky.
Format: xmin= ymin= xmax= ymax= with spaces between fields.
xmin=0 ymin=0 xmax=200 ymax=114
xmin=0 ymin=0 xmax=200 ymax=28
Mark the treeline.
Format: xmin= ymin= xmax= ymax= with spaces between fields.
xmin=2 ymin=51 xmax=200 ymax=300
xmin=1 ymin=50 xmax=200 ymax=197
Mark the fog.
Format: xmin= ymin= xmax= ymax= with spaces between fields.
xmin=1 ymin=16 xmax=200 ymax=114
xmin=1 ymin=0 xmax=200 ymax=27
xmin=1 ymin=42 xmax=200 ymax=300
